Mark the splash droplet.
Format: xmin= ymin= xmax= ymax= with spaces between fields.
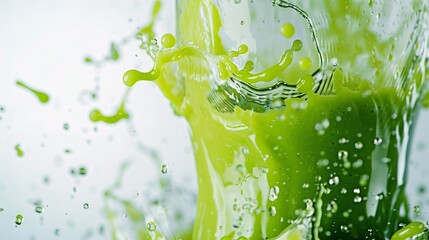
xmin=161 ymin=164 xmax=168 ymax=174
xmin=15 ymin=214 xmax=23 ymax=225
xmin=281 ymin=23 xmax=295 ymax=38
xmin=147 ymin=221 xmax=156 ymax=231
xmin=83 ymin=203 xmax=89 ymax=209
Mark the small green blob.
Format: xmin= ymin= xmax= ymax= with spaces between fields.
xmin=161 ymin=33 xmax=176 ymax=48
xmin=35 ymin=205 xmax=44 ymax=214
xmin=238 ymin=44 xmax=249 ymax=54
xmin=89 ymin=94 xmax=130 ymax=124
xmin=299 ymin=57 xmax=312 ymax=70
xmin=16 ymin=81 xmax=50 ymax=104
xmin=84 ymin=57 xmax=93 ymax=63
xmin=281 ymin=23 xmax=295 ymax=38
xmin=15 ymin=214 xmax=23 ymax=225
xmin=83 ymin=203 xmax=89 ymax=209
xmin=109 ymin=43 xmax=120 ymax=61
xmin=0 ymin=208 xmax=4 ymax=212
xmin=15 ymin=145 xmax=24 ymax=157
xmin=63 ymin=123 xmax=69 ymax=130
xmin=147 ymin=221 xmax=156 ymax=231
xmin=391 ymin=222 xmax=426 ymax=240
xmin=161 ymin=164 xmax=168 ymax=174
xmin=0 ymin=106 xmax=4 ymax=112
xmin=79 ymin=167 xmax=87 ymax=176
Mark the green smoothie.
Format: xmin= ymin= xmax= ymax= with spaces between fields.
xmin=123 ymin=0 xmax=429 ymax=239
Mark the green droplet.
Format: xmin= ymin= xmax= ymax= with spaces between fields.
xmin=16 ymin=80 xmax=50 ymax=104
xmin=79 ymin=167 xmax=87 ymax=176
xmin=281 ymin=23 xmax=295 ymax=38
xmin=299 ymin=57 xmax=312 ymax=70
xmin=161 ymin=164 xmax=168 ymax=174
xmin=147 ymin=221 xmax=156 ymax=231
xmin=15 ymin=145 xmax=24 ymax=157
xmin=84 ymin=57 xmax=93 ymax=63
xmin=161 ymin=33 xmax=176 ymax=48
xmin=15 ymin=214 xmax=23 ymax=225
xmin=63 ymin=123 xmax=69 ymax=130
xmin=109 ymin=42 xmax=120 ymax=61
xmin=83 ymin=203 xmax=90 ymax=209
xmin=0 ymin=208 xmax=4 ymax=212
xmin=35 ymin=205 xmax=44 ymax=214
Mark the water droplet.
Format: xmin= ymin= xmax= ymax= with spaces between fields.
xmin=352 ymin=159 xmax=364 ymax=168
xmin=338 ymin=138 xmax=349 ymax=144
xmin=234 ymin=0 xmax=241 ymax=3
xmin=83 ymin=203 xmax=89 ymax=209
xmin=0 ymin=208 xmax=4 ymax=212
xmin=147 ymin=221 xmax=156 ymax=231
xmin=302 ymin=183 xmax=310 ymax=189
xmin=355 ymin=142 xmax=363 ymax=149
xmin=340 ymin=188 xmax=347 ymax=194
xmin=15 ymin=214 xmax=23 ymax=225
xmin=268 ymin=206 xmax=277 ymax=216
xmin=374 ymin=137 xmax=383 ymax=145
xmin=317 ymin=159 xmax=329 ymax=167
xmin=353 ymin=188 xmax=361 ymax=194
xmin=161 ymin=164 xmax=168 ymax=174
xmin=375 ymin=193 xmax=384 ymax=201
xmin=269 ymin=186 xmax=280 ymax=201
xmin=35 ymin=205 xmax=44 ymax=214
xmin=63 ymin=123 xmax=69 ymax=130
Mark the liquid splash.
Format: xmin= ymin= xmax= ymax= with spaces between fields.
xmin=16 ymin=80 xmax=50 ymax=104
xmin=89 ymin=91 xmax=130 ymax=124
xmin=15 ymin=144 xmax=24 ymax=157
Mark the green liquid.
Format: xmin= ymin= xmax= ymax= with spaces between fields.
xmin=16 ymin=80 xmax=50 ymax=104
xmin=121 ymin=0 xmax=429 ymax=239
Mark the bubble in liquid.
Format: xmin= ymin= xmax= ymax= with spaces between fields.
xmin=354 ymin=196 xmax=362 ymax=203
xmin=147 ymin=221 xmax=157 ymax=231
xmin=83 ymin=203 xmax=89 ymax=209
xmin=354 ymin=142 xmax=363 ymax=149
xmin=161 ymin=164 xmax=168 ymax=174
xmin=328 ymin=176 xmax=340 ymax=185
xmin=281 ymin=23 xmax=295 ymax=38
xmin=268 ymin=206 xmax=277 ymax=216
xmin=15 ymin=214 xmax=23 ymax=225
xmin=338 ymin=138 xmax=349 ymax=144
xmin=374 ymin=137 xmax=383 ymax=145
xmin=269 ymin=186 xmax=280 ymax=201
xmin=338 ymin=150 xmax=348 ymax=160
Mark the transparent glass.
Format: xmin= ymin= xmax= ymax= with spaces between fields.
xmin=162 ymin=0 xmax=429 ymax=239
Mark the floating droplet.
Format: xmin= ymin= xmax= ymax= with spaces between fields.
xmin=63 ymin=123 xmax=69 ymax=130
xmin=281 ymin=23 xmax=295 ymax=38
xmin=83 ymin=203 xmax=89 ymax=209
xmin=299 ymin=57 xmax=312 ymax=70
xmin=147 ymin=221 xmax=156 ymax=231
xmin=161 ymin=164 xmax=168 ymax=174
xmin=79 ymin=167 xmax=87 ymax=176
xmin=161 ymin=33 xmax=176 ymax=48
xmin=0 ymin=208 xmax=4 ymax=212
xmin=35 ymin=205 xmax=44 ymax=214
xmin=15 ymin=214 xmax=23 ymax=225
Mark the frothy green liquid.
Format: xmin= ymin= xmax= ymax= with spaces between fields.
xmin=120 ymin=0 xmax=429 ymax=239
